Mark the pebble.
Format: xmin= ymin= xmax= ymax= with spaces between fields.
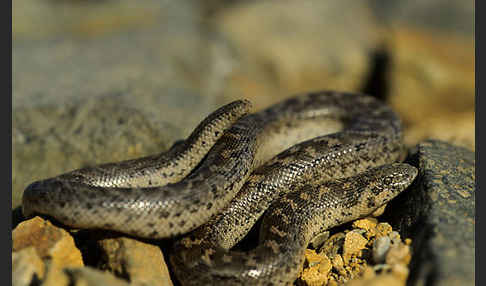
xmin=372 ymin=236 xmax=391 ymax=264
xmin=299 ymin=217 xmax=412 ymax=285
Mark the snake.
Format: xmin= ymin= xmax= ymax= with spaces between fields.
xmin=22 ymin=91 xmax=418 ymax=285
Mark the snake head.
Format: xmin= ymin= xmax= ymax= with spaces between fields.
xmin=369 ymin=163 xmax=418 ymax=207
xmin=380 ymin=163 xmax=418 ymax=189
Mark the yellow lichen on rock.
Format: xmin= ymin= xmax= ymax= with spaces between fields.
xmin=297 ymin=218 xmax=413 ymax=285
xmin=13 ymin=216 xmax=84 ymax=267
xmin=352 ymin=218 xmax=378 ymax=232
xmin=342 ymin=231 xmax=368 ymax=263
xmin=300 ymin=249 xmax=333 ymax=286
xmin=13 ymin=216 xmax=85 ymax=286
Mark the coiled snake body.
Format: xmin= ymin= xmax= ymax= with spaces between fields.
xmin=22 ymin=91 xmax=417 ymax=285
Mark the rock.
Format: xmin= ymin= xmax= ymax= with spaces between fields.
xmin=354 ymin=219 xmax=393 ymax=239
xmin=346 ymin=272 xmax=406 ymax=286
xmin=330 ymin=254 xmax=346 ymax=276
xmin=213 ymin=0 xmax=382 ymax=108
xmin=13 ymin=216 xmax=84 ymax=268
xmin=372 ymin=236 xmax=391 ymax=264
xmin=12 ymin=217 xmax=84 ymax=286
xmin=342 ymin=231 xmax=369 ymax=263
xmin=95 ymin=237 xmax=173 ymax=286
xmin=319 ymin=232 xmax=346 ymax=259
xmin=12 ymin=247 xmax=45 ymax=286
xmin=385 ymin=243 xmax=411 ymax=267
xmin=44 ymin=267 xmax=130 ymax=286
xmin=353 ymin=218 xmax=378 ymax=233
xmin=386 ymin=27 xmax=474 ymax=151
xmin=308 ymin=231 xmax=330 ymax=249
xmin=297 ymin=216 xmax=413 ymax=285
xmin=13 ymin=96 xmax=178 ymax=209
xmin=385 ymin=140 xmax=475 ymax=285
xmin=42 ymin=264 xmax=70 ymax=286
xmin=12 ymin=0 xmax=238 ymax=209
xmin=365 ymin=0 xmax=475 ymax=152
xmin=369 ymin=0 xmax=474 ymax=35
xmin=299 ymin=249 xmax=332 ymax=286
xmin=374 ymin=223 xmax=393 ymax=238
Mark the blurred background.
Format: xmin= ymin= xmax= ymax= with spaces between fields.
xmin=12 ymin=0 xmax=475 ymax=209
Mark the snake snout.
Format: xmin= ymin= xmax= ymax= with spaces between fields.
xmin=22 ymin=180 xmax=51 ymax=218
xmin=379 ymin=163 xmax=418 ymax=194
xmin=393 ymin=163 xmax=418 ymax=187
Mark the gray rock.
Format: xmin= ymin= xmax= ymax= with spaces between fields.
xmin=372 ymin=236 xmax=391 ymax=264
xmin=11 ymin=0 xmax=386 ymax=213
xmin=13 ymin=96 xmax=179 ymax=209
xmin=385 ymin=140 xmax=475 ymax=285
xmin=12 ymin=0 xmax=237 ymax=209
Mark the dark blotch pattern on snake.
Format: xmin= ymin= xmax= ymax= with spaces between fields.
xmin=22 ymin=91 xmax=418 ymax=285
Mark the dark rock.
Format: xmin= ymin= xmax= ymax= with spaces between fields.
xmin=385 ymin=140 xmax=475 ymax=285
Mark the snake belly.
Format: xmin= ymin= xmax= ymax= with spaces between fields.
xmin=22 ymin=91 xmax=417 ymax=285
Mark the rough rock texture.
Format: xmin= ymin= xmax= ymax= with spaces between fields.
xmin=94 ymin=236 xmax=173 ymax=286
xmin=13 ymin=216 xmax=84 ymax=268
xmin=384 ymin=140 xmax=475 ymax=285
xmin=11 ymin=217 xmax=172 ymax=286
xmin=13 ymin=97 xmax=178 ymax=210
xmin=12 ymin=217 xmax=85 ymax=286
xmin=297 ymin=218 xmax=412 ymax=286
xmin=300 ymin=249 xmax=333 ymax=286
xmin=12 ymin=0 xmax=237 ymax=209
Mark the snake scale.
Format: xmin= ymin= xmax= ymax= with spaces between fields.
xmin=22 ymin=91 xmax=418 ymax=285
